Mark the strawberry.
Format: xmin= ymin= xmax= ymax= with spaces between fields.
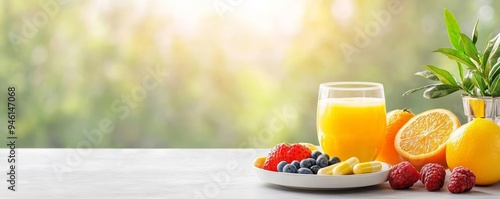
xmin=262 ymin=143 xmax=311 ymax=171
xmin=286 ymin=143 xmax=312 ymax=162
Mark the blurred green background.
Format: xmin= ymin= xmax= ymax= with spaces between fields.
xmin=1 ymin=0 xmax=499 ymax=148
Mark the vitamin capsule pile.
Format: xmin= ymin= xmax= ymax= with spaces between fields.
xmin=318 ymin=157 xmax=383 ymax=176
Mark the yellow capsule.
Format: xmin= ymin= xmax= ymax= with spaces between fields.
xmin=317 ymin=162 xmax=341 ymax=175
xmin=353 ymin=161 xmax=382 ymax=174
xmin=332 ymin=157 xmax=359 ymax=175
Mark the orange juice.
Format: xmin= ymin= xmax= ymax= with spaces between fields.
xmin=317 ymin=97 xmax=386 ymax=162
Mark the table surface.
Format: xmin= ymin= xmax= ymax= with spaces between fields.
xmin=1 ymin=149 xmax=499 ymax=199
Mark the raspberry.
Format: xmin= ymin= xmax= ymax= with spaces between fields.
xmin=262 ymin=143 xmax=311 ymax=171
xmin=448 ymin=166 xmax=476 ymax=193
xmin=452 ymin=167 xmax=476 ymax=191
xmin=388 ymin=161 xmax=420 ymax=189
xmin=420 ymin=163 xmax=446 ymax=191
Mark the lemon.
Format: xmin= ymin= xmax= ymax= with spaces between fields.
xmin=446 ymin=118 xmax=500 ymax=185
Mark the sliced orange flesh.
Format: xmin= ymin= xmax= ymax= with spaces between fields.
xmin=398 ymin=111 xmax=455 ymax=155
xmin=394 ymin=109 xmax=460 ymax=170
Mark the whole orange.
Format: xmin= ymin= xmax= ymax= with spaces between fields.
xmin=376 ymin=109 xmax=414 ymax=165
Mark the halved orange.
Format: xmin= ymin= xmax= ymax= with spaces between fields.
xmin=394 ymin=109 xmax=460 ymax=170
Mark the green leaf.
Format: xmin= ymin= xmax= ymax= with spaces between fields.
xmin=402 ymin=84 xmax=436 ymax=97
xmin=423 ymin=84 xmax=460 ymax=99
xmin=463 ymin=71 xmax=475 ymax=91
xmin=444 ymin=9 xmax=462 ymax=51
xmin=490 ymin=75 xmax=500 ymax=96
xmin=487 ymin=33 xmax=500 ymax=74
xmin=423 ymin=65 xmax=458 ymax=86
xmin=470 ymin=88 xmax=482 ymax=97
xmin=472 ymin=19 xmax=479 ymax=44
xmin=484 ymin=33 xmax=493 ymax=53
xmin=434 ymin=48 xmax=476 ymax=69
xmin=415 ymin=70 xmax=439 ymax=81
xmin=470 ymin=71 xmax=487 ymax=95
xmin=457 ymin=62 xmax=464 ymax=81
xmin=488 ymin=61 xmax=500 ymax=83
xmin=459 ymin=33 xmax=479 ymax=62
xmin=481 ymin=34 xmax=499 ymax=73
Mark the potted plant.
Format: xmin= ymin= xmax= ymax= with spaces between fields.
xmin=403 ymin=9 xmax=500 ymax=125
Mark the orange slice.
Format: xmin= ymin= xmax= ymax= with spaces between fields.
xmin=394 ymin=109 xmax=460 ymax=170
xmin=253 ymin=156 xmax=266 ymax=169
xmin=299 ymin=143 xmax=320 ymax=152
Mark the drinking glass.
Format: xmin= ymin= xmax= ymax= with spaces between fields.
xmin=317 ymin=82 xmax=386 ymax=162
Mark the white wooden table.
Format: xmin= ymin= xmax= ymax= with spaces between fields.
xmin=1 ymin=149 xmax=499 ymax=198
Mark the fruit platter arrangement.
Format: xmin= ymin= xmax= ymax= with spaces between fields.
xmin=253 ymin=110 xmax=497 ymax=193
xmin=253 ymin=143 xmax=392 ymax=190
xmin=253 ymin=9 xmax=500 ymax=194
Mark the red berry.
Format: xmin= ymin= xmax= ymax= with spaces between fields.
xmin=420 ymin=163 xmax=446 ymax=191
xmin=262 ymin=143 xmax=289 ymax=171
xmin=448 ymin=166 xmax=476 ymax=193
xmin=262 ymin=143 xmax=310 ymax=171
xmin=388 ymin=161 xmax=420 ymax=190
xmin=286 ymin=143 xmax=311 ymax=163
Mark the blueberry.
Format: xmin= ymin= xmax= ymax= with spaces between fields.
xmin=316 ymin=156 xmax=329 ymax=168
xmin=310 ymin=165 xmax=321 ymax=174
xmin=283 ymin=164 xmax=297 ymax=173
xmin=300 ymin=158 xmax=316 ymax=168
xmin=277 ymin=161 xmax=287 ymax=172
xmin=298 ymin=168 xmax=313 ymax=174
xmin=310 ymin=150 xmax=322 ymax=160
xmin=291 ymin=160 xmax=300 ymax=169
xmin=307 ymin=158 xmax=316 ymax=165
xmin=319 ymin=154 xmax=330 ymax=161
xmin=329 ymin=157 xmax=341 ymax=165
xmin=299 ymin=159 xmax=311 ymax=168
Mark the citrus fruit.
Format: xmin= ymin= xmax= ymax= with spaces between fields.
xmin=446 ymin=118 xmax=500 ymax=185
xmin=376 ymin=109 xmax=414 ymax=165
xmin=299 ymin=142 xmax=320 ymax=152
xmin=253 ymin=156 xmax=266 ymax=168
xmin=394 ymin=109 xmax=460 ymax=170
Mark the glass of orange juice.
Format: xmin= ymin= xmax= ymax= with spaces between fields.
xmin=317 ymin=82 xmax=386 ymax=162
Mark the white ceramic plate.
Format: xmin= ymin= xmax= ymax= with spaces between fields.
xmin=253 ymin=161 xmax=391 ymax=190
